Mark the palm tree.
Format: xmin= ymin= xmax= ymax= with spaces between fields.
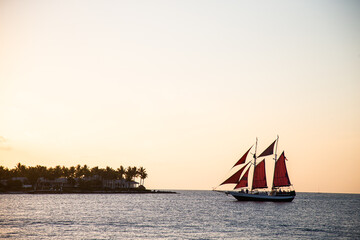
xmin=0 ymin=166 xmax=10 ymax=180
xmin=124 ymin=166 xmax=137 ymax=188
xmin=62 ymin=166 xmax=70 ymax=178
xmin=53 ymin=165 xmax=62 ymax=178
xmin=131 ymin=166 xmax=138 ymax=181
xmin=117 ymin=166 xmax=125 ymax=180
xmin=137 ymin=167 xmax=148 ymax=186
xmin=35 ymin=165 xmax=47 ymax=178
xmin=15 ymin=163 xmax=26 ymax=177
xmin=75 ymin=164 xmax=82 ymax=178
xmin=124 ymin=166 xmax=132 ymax=182
xmin=68 ymin=166 xmax=76 ymax=178
xmin=104 ymin=166 xmax=116 ymax=180
xmin=24 ymin=166 xmax=39 ymax=186
xmin=90 ymin=166 xmax=100 ymax=178
xmin=82 ymin=165 xmax=90 ymax=177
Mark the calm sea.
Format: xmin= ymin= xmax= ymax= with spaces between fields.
xmin=0 ymin=191 xmax=359 ymax=239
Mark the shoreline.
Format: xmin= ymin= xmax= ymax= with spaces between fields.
xmin=0 ymin=190 xmax=177 ymax=194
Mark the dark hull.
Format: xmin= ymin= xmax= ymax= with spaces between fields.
xmin=227 ymin=191 xmax=295 ymax=202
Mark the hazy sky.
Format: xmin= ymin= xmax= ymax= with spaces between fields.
xmin=1 ymin=0 xmax=359 ymax=193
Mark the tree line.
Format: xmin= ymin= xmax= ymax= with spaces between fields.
xmin=0 ymin=163 xmax=148 ymax=186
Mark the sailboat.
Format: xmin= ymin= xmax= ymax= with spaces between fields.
xmin=216 ymin=136 xmax=295 ymax=202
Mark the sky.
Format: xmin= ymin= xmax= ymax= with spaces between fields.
xmin=0 ymin=0 xmax=359 ymax=193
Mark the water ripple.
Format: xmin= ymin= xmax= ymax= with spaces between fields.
xmin=0 ymin=192 xmax=359 ymax=239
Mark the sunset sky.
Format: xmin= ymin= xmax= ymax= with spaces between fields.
xmin=1 ymin=0 xmax=359 ymax=193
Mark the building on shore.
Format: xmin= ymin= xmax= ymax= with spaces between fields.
xmin=1 ymin=176 xmax=139 ymax=192
xmin=102 ymin=179 xmax=139 ymax=189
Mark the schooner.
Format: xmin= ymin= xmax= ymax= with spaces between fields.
xmin=215 ymin=136 xmax=295 ymax=202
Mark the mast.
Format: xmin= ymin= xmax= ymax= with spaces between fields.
xmin=252 ymin=137 xmax=276 ymax=191
xmin=251 ymin=137 xmax=258 ymax=191
xmin=272 ymin=135 xmax=279 ymax=190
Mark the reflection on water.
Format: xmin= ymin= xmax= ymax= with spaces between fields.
xmin=0 ymin=191 xmax=359 ymax=239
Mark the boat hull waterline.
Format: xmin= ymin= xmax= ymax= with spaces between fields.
xmin=227 ymin=191 xmax=295 ymax=202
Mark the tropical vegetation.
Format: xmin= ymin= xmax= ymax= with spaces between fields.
xmin=0 ymin=163 xmax=148 ymax=192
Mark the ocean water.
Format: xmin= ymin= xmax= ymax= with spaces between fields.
xmin=0 ymin=191 xmax=359 ymax=239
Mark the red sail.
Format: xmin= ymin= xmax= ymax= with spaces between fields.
xmin=258 ymin=140 xmax=276 ymax=158
xmin=252 ymin=159 xmax=267 ymax=189
xmin=220 ymin=162 xmax=250 ymax=185
xmin=232 ymin=146 xmax=252 ymax=168
xmin=234 ymin=167 xmax=250 ymax=189
xmin=273 ymin=151 xmax=291 ymax=187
